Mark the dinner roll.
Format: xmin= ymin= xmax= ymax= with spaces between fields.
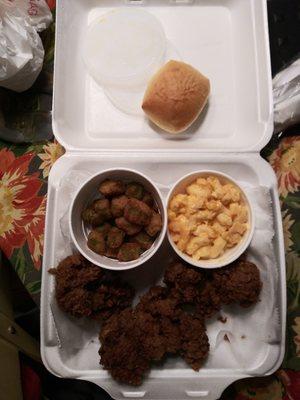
xmin=142 ymin=60 xmax=210 ymax=133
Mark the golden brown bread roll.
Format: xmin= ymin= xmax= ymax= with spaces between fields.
xmin=142 ymin=60 xmax=210 ymax=133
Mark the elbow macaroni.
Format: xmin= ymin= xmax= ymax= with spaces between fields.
xmin=168 ymin=176 xmax=249 ymax=260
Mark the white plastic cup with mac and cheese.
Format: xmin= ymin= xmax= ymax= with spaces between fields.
xmin=166 ymin=170 xmax=255 ymax=269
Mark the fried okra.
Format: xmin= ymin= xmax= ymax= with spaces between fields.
xmin=81 ymin=208 xmax=104 ymax=226
xmin=124 ymin=199 xmax=152 ymax=226
xmin=93 ymin=198 xmax=111 ymax=221
xmin=145 ymin=211 xmax=162 ymax=237
xmin=105 ymin=247 xmax=119 ymax=259
xmin=87 ymin=230 xmax=106 ymax=255
xmin=107 ymin=227 xmax=125 ymax=249
xmin=115 ymin=217 xmax=142 ymax=236
xmin=95 ymin=223 xmax=112 ymax=238
xmin=82 ymin=199 xmax=111 ymax=226
xmin=81 ymin=179 xmax=162 ymax=261
xmin=125 ymin=182 xmax=144 ymax=200
xmin=117 ymin=243 xmax=142 ymax=262
xmin=99 ymin=179 xmax=125 ymax=197
xmin=111 ymin=195 xmax=128 ymax=218
xmin=133 ymin=231 xmax=154 ymax=250
xmin=142 ymin=192 xmax=154 ymax=208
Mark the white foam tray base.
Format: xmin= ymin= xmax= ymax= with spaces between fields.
xmin=41 ymin=153 xmax=286 ymax=400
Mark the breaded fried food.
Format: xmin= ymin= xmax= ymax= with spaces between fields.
xmin=136 ymin=286 xmax=179 ymax=319
xmin=179 ymin=313 xmax=209 ymax=371
xmin=117 ymin=243 xmax=142 ymax=262
xmin=87 ymin=230 xmax=106 ymax=255
xmin=142 ymin=192 xmax=154 ymax=208
xmin=81 ymin=208 xmax=104 ymax=227
xmin=164 ymin=262 xmax=203 ymax=303
xmin=99 ymin=286 xmax=209 ymax=385
xmin=97 ymin=256 xmax=262 ymax=386
xmin=164 ymin=257 xmax=262 ymax=318
xmin=211 ymin=259 xmax=262 ymax=307
xmin=99 ymin=309 xmax=151 ymax=386
xmin=91 ymin=281 xmax=135 ymax=321
xmin=99 ymin=179 xmax=125 ymax=197
xmin=49 ymin=254 xmax=134 ymax=320
xmin=195 ymin=281 xmax=223 ymax=318
xmin=133 ymin=231 xmax=154 ymax=250
xmin=125 ymin=182 xmax=144 ymax=200
xmin=134 ymin=311 xmax=167 ymax=361
xmin=115 ymin=217 xmax=142 ymax=236
xmin=145 ymin=211 xmax=162 ymax=237
xmin=124 ymin=199 xmax=152 ymax=226
xmin=106 ymin=227 xmax=125 ymax=249
xmin=95 ymin=223 xmax=112 ymax=238
xmin=111 ymin=195 xmax=128 ymax=218
xmin=93 ymin=198 xmax=112 ymax=221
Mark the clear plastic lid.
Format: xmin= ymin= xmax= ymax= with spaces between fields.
xmin=83 ymin=8 xmax=166 ymax=88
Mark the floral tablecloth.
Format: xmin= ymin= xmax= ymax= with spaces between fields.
xmin=0 ymin=2 xmax=300 ymax=399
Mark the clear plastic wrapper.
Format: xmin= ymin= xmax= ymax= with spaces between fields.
xmin=273 ymin=56 xmax=300 ymax=134
xmin=0 ymin=0 xmax=52 ymax=92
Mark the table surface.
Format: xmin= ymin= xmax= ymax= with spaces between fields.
xmin=0 ymin=1 xmax=299 ymax=398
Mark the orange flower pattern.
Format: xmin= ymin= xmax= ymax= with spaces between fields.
xmin=0 ymin=149 xmax=45 ymax=269
xmin=269 ymin=137 xmax=300 ymax=197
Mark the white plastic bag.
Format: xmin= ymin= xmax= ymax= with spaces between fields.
xmin=0 ymin=0 xmax=52 ymax=92
xmin=273 ymin=57 xmax=300 ymax=133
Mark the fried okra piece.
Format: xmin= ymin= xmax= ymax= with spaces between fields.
xmin=87 ymin=230 xmax=106 ymax=255
xmin=133 ymin=231 xmax=154 ymax=250
xmin=95 ymin=223 xmax=112 ymax=238
xmin=93 ymin=198 xmax=112 ymax=221
xmin=142 ymin=192 xmax=154 ymax=208
xmin=117 ymin=243 xmax=142 ymax=262
xmin=105 ymin=247 xmax=119 ymax=259
xmin=125 ymin=182 xmax=144 ymax=200
xmin=107 ymin=227 xmax=125 ymax=249
xmin=145 ymin=211 xmax=162 ymax=237
xmin=81 ymin=208 xmax=104 ymax=226
xmin=115 ymin=217 xmax=142 ymax=236
xmin=99 ymin=179 xmax=125 ymax=197
xmin=124 ymin=199 xmax=152 ymax=226
xmin=111 ymin=195 xmax=128 ymax=218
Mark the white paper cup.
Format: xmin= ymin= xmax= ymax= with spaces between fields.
xmin=69 ymin=168 xmax=167 ymax=271
xmin=166 ymin=170 xmax=255 ymax=269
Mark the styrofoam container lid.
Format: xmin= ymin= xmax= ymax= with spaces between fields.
xmin=53 ymin=0 xmax=273 ymax=153
xmin=83 ymin=8 xmax=166 ymax=88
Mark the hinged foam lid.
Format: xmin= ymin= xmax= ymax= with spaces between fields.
xmin=53 ymin=0 xmax=273 ymax=153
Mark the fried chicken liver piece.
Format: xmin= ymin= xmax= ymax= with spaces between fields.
xmin=99 ymin=309 xmax=150 ymax=386
xmin=49 ymin=254 xmax=134 ymax=320
xmin=211 ymin=259 xmax=262 ymax=307
xmin=179 ymin=313 xmax=209 ymax=371
xmin=164 ymin=262 xmax=204 ymax=303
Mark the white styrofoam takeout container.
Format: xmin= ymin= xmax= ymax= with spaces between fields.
xmin=41 ymin=1 xmax=286 ymax=399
